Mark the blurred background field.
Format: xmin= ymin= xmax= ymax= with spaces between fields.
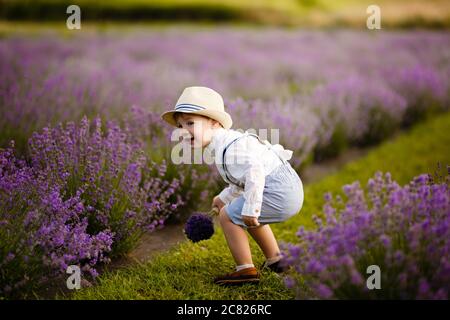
xmin=1 ymin=0 xmax=449 ymax=299
xmin=1 ymin=0 xmax=450 ymax=28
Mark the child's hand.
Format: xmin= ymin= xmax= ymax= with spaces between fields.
xmin=242 ymin=215 xmax=260 ymax=228
xmin=212 ymin=195 xmax=226 ymax=210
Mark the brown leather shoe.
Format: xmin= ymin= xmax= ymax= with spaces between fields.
xmin=214 ymin=267 xmax=260 ymax=285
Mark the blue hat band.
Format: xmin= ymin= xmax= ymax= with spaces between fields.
xmin=175 ymin=103 xmax=206 ymax=112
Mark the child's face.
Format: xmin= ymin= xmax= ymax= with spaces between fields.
xmin=175 ymin=113 xmax=220 ymax=148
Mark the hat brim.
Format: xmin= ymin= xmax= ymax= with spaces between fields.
xmin=161 ymin=109 xmax=233 ymax=130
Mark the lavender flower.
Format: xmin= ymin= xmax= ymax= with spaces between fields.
xmin=282 ymin=166 xmax=450 ymax=299
xmin=184 ymin=213 xmax=215 ymax=243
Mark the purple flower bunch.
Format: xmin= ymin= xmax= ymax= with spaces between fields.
xmin=184 ymin=213 xmax=215 ymax=243
xmin=0 ymin=116 xmax=184 ymax=297
xmin=282 ymin=166 xmax=450 ymax=299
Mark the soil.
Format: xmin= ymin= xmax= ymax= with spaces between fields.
xmin=127 ymin=223 xmax=188 ymax=264
xmin=299 ymin=147 xmax=371 ymax=185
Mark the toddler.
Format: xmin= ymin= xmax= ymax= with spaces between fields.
xmin=161 ymin=86 xmax=304 ymax=285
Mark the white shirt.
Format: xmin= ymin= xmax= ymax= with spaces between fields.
xmin=204 ymin=127 xmax=294 ymax=218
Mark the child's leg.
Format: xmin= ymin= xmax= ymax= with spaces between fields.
xmin=247 ymin=224 xmax=281 ymax=261
xmin=219 ymin=207 xmax=253 ymax=266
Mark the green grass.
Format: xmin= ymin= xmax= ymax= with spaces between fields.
xmin=69 ymin=112 xmax=450 ymax=300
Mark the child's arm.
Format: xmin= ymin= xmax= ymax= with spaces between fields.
xmin=224 ymin=142 xmax=266 ymax=219
xmin=240 ymin=156 xmax=265 ymax=219
xmin=218 ymin=184 xmax=243 ymax=204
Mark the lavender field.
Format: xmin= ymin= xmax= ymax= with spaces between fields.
xmin=2 ymin=29 xmax=450 ymax=162
xmin=1 ymin=27 xmax=450 ymax=299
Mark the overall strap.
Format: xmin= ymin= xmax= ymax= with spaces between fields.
xmin=221 ymin=132 xmax=287 ymax=188
xmin=222 ymin=134 xmax=247 ymax=188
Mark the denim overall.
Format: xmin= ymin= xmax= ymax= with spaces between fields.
xmin=221 ymin=132 xmax=304 ymax=229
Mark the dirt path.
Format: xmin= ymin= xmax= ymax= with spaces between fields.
xmin=127 ymin=223 xmax=188 ymax=263
xmin=299 ymin=147 xmax=371 ymax=184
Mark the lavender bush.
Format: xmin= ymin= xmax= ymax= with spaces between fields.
xmin=0 ymin=116 xmax=185 ymax=298
xmin=0 ymin=142 xmax=113 ymax=297
xmin=282 ymin=166 xmax=450 ymax=299
xmin=27 ymin=116 xmax=185 ymax=255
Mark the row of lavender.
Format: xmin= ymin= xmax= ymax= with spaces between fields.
xmin=282 ymin=167 xmax=450 ymax=299
xmin=1 ymin=30 xmax=449 ymax=165
xmin=0 ymin=116 xmax=217 ymax=298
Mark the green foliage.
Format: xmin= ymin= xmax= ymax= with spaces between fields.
xmin=357 ymin=106 xmax=400 ymax=147
xmin=313 ymin=122 xmax=348 ymax=162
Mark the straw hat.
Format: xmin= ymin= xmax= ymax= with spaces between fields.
xmin=160 ymin=86 xmax=233 ymax=129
